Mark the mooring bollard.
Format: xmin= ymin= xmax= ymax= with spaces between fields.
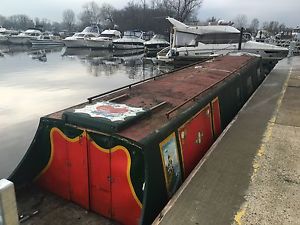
xmin=0 ymin=179 xmax=19 ymax=225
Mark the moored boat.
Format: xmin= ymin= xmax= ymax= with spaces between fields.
xmin=9 ymin=54 xmax=268 ymax=225
xmin=144 ymin=34 xmax=169 ymax=52
xmin=158 ymin=17 xmax=288 ymax=67
xmin=63 ymin=25 xmax=101 ymax=48
xmin=30 ymin=34 xmax=64 ymax=46
xmin=85 ymin=29 xmax=121 ymax=49
xmin=113 ymin=30 xmax=145 ymax=49
xmin=0 ymin=34 xmax=8 ymax=43
xmin=7 ymin=28 xmax=42 ymax=45
xmin=0 ymin=26 xmax=19 ymax=43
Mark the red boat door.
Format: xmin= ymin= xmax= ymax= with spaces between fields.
xmin=67 ymin=133 xmax=89 ymax=209
xmin=88 ymin=138 xmax=112 ymax=218
xmin=37 ymin=129 xmax=90 ymax=209
xmin=178 ymin=104 xmax=214 ymax=178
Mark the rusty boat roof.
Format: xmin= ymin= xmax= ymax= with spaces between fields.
xmin=48 ymin=55 xmax=256 ymax=142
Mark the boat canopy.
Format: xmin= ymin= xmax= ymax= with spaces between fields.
xmin=101 ymin=29 xmax=121 ymax=37
xmin=166 ymin=17 xmax=240 ymax=35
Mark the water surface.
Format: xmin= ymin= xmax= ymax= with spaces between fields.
xmin=0 ymin=45 xmax=173 ymax=178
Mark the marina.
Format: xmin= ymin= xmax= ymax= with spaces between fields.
xmin=1 ymin=1 xmax=300 ymax=224
xmin=8 ymin=53 xmax=267 ymax=225
xmin=0 ymin=45 xmax=173 ymax=179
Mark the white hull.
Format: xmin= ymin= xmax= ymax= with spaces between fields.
xmin=31 ymin=40 xmax=64 ymax=46
xmin=63 ymin=39 xmax=86 ymax=48
xmin=85 ymin=40 xmax=112 ymax=48
xmin=113 ymin=43 xmax=144 ymax=49
xmin=173 ymin=41 xmax=288 ymax=60
xmin=8 ymin=36 xmax=32 ymax=45
xmin=113 ymin=35 xmax=145 ymax=50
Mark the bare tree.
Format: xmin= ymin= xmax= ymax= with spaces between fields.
xmin=0 ymin=15 xmax=6 ymax=26
xmin=99 ymin=3 xmax=116 ymax=28
xmin=263 ymin=21 xmax=282 ymax=34
xmin=249 ymin=18 xmax=259 ymax=34
xmin=234 ymin=14 xmax=248 ymax=29
xmin=78 ymin=1 xmax=101 ymax=27
xmin=5 ymin=14 xmax=34 ymax=30
xmin=161 ymin=0 xmax=203 ymax=22
xmin=62 ymin=9 xmax=75 ymax=31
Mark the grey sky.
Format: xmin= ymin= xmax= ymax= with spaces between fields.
xmin=0 ymin=0 xmax=298 ymax=27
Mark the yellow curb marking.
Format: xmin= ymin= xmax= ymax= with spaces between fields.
xmin=233 ymin=64 xmax=293 ymax=225
xmin=234 ymin=209 xmax=245 ymax=225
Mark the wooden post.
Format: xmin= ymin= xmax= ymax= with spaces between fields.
xmin=238 ymin=27 xmax=244 ymax=50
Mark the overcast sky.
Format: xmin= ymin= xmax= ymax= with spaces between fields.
xmin=0 ymin=0 xmax=298 ymax=27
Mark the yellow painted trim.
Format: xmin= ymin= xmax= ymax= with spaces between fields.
xmin=34 ymin=127 xmax=86 ymax=181
xmin=159 ymin=132 xmax=181 ymax=193
xmin=34 ymin=127 xmax=142 ymax=208
xmin=89 ymin=139 xmax=142 ymax=208
xmin=177 ymin=128 xmax=185 ymax=177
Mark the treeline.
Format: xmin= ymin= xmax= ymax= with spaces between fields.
xmin=232 ymin=14 xmax=289 ymax=35
xmin=0 ymin=0 xmax=203 ymax=35
xmin=0 ymin=1 xmax=291 ymax=36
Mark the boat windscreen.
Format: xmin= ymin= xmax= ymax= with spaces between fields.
xmin=82 ymin=26 xmax=99 ymax=34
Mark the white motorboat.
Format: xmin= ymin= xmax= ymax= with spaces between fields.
xmin=63 ymin=25 xmax=101 ymax=48
xmin=30 ymin=34 xmax=64 ymax=46
xmin=144 ymin=34 xmax=169 ymax=52
xmin=7 ymin=28 xmax=42 ymax=45
xmin=0 ymin=27 xmax=19 ymax=43
xmin=113 ymin=30 xmax=145 ymax=49
xmin=158 ymin=17 xmax=288 ymax=62
xmin=255 ymin=30 xmax=271 ymax=42
xmin=85 ymin=29 xmax=121 ymax=49
xmin=0 ymin=34 xmax=8 ymax=43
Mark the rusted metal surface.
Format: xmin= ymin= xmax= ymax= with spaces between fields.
xmin=48 ymin=55 xmax=254 ymax=141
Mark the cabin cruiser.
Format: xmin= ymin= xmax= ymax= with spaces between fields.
xmin=113 ymin=30 xmax=145 ymax=49
xmin=144 ymin=34 xmax=169 ymax=52
xmin=63 ymin=25 xmax=101 ymax=48
xmin=255 ymin=30 xmax=271 ymax=42
xmin=158 ymin=17 xmax=288 ymax=63
xmin=0 ymin=27 xmax=19 ymax=43
xmin=0 ymin=34 xmax=8 ymax=43
xmin=7 ymin=28 xmax=42 ymax=44
xmin=30 ymin=33 xmax=64 ymax=46
xmin=85 ymin=29 xmax=121 ymax=48
xmin=0 ymin=26 xmax=18 ymax=35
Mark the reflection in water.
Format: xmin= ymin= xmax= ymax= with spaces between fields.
xmin=61 ymin=47 xmax=173 ymax=79
xmin=0 ymin=45 xmax=174 ymax=178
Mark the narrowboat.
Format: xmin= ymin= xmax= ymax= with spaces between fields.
xmin=10 ymin=54 xmax=267 ymax=225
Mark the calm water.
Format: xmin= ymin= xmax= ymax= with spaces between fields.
xmin=0 ymin=45 xmax=174 ymax=178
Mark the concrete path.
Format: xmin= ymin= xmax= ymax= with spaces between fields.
xmin=153 ymin=56 xmax=300 ymax=225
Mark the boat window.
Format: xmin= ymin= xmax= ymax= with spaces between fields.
xmin=124 ymin=31 xmax=142 ymax=38
xmin=124 ymin=31 xmax=135 ymax=36
xmin=174 ymin=32 xmax=197 ymax=47
xmin=101 ymin=34 xmax=117 ymax=38
xmin=85 ymin=34 xmax=96 ymax=38
xmin=196 ymin=32 xmax=241 ymax=44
